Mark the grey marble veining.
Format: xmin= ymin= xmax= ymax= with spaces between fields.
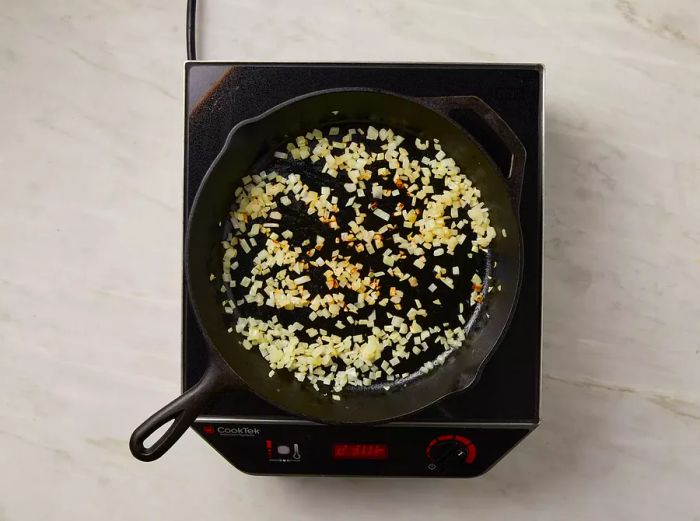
xmin=1 ymin=0 xmax=699 ymax=519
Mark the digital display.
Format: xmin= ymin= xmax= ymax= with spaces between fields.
xmin=332 ymin=443 xmax=388 ymax=460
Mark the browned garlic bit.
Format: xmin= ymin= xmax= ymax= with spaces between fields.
xmin=220 ymin=125 xmax=500 ymax=394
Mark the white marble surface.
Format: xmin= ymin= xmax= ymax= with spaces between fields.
xmin=1 ymin=0 xmax=699 ymax=519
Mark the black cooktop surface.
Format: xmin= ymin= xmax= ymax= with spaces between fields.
xmin=183 ymin=63 xmax=542 ymax=423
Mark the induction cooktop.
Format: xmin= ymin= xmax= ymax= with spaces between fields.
xmin=182 ymin=63 xmax=543 ymax=477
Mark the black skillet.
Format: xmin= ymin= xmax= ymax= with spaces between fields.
xmin=130 ymin=88 xmax=525 ymax=461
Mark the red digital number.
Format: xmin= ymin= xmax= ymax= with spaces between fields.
xmin=334 ymin=444 xmax=348 ymax=458
xmin=332 ymin=443 xmax=388 ymax=460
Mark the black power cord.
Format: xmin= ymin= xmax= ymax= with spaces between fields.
xmin=186 ymin=0 xmax=197 ymax=60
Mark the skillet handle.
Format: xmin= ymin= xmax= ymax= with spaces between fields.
xmin=129 ymin=354 xmax=230 ymax=462
xmin=421 ymin=96 xmax=527 ymax=212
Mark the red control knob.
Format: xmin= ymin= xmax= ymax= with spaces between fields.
xmin=426 ymin=435 xmax=477 ymax=471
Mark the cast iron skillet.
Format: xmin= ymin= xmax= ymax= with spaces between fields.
xmin=130 ymin=89 xmax=525 ymax=461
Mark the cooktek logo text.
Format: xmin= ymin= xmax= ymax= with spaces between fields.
xmin=217 ymin=426 xmax=260 ymax=437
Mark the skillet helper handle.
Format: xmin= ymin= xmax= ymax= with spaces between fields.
xmin=129 ymin=354 xmax=229 ymax=462
xmin=423 ymin=96 xmax=527 ymax=212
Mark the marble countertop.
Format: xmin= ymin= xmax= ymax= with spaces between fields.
xmin=1 ymin=0 xmax=699 ymax=519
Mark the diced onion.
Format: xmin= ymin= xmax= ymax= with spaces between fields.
xmin=219 ymin=122 xmax=499 ymax=394
xmin=373 ymin=208 xmax=390 ymax=221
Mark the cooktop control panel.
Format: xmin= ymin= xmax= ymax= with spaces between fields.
xmin=193 ymin=420 xmax=529 ymax=477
